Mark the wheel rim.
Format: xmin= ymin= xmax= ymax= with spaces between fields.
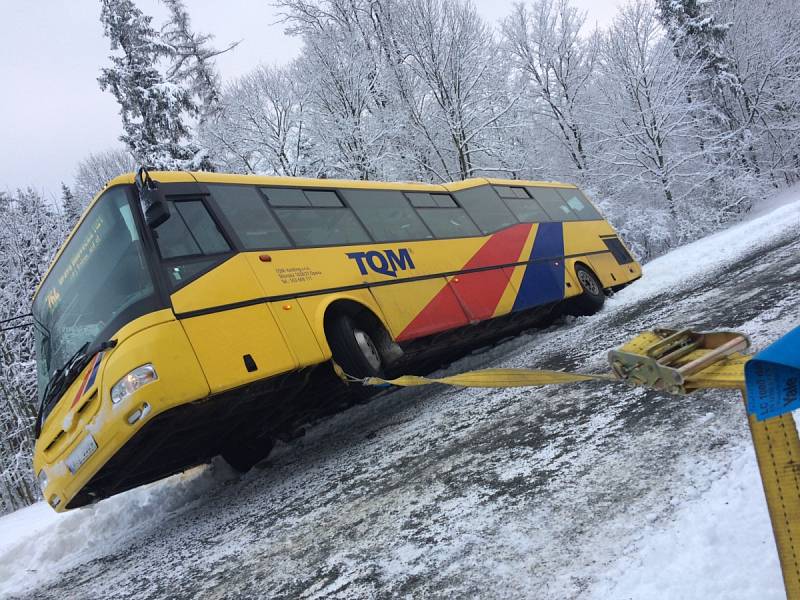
xmin=354 ymin=329 xmax=382 ymax=371
xmin=577 ymin=270 xmax=601 ymax=296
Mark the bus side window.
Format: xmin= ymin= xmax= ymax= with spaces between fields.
xmin=556 ymin=189 xmax=603 ymax=220
xmin=493 ymin=185 xmax=550 ymax=223
xmin=274 ymin=206 xmax=371 ymax=247
xmin=343 ymin=189 xmax=433 ymax=242
xmin=407 ymin=192 xmax=479 ymax=238
xmin=416 ymin=208 xmax=480 ymax=238
xmin=455 ymin=186 xmax=518 ymax=234
xmin=526 ymin=187 xmax=579 ymax=221
xmin=153 ymin=198 xmax=232 ymax=288
xmin=209 ymin=185 xmax=291 ymax=250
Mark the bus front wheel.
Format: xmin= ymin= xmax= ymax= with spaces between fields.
xmin=328 ymin=313 xmax=386 ymax=379
xmin=566 ymin=265 xmax=606 ymax=316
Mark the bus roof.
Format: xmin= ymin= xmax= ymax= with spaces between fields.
xmin=34 ymin=171 xmax=579 ymax=299
xmin=104 ymin=171 xmax=579 ymax=192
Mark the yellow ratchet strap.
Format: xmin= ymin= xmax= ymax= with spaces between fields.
xmin=351 ymin=327 xmax=800 ymax=598
xmin=362 ymin=368 xmax=613 ymax=389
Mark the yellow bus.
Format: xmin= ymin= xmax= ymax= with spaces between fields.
xmin=31 ymin=169 xmax=641 ymax=511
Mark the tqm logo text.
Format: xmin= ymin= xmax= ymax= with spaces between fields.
xmin=346 ymin=249 xmax=415 ymax=278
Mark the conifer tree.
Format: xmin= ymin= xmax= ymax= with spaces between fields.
xmin=656 ymin=0 xmax=733 ymax=89
xmin=160 ymin=0 xmax=238 ymax=124
xmin=0 ymin=189 xmax=67 ymax=513
xmin=98 ymin=0 xmax=208 ymax=170
xmin=60 ymin=183 xmax=82 ymax=228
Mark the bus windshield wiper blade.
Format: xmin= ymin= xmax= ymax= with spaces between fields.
xmin=35 ymin=342 xmax=90 ymax=438
xmin=34 ymin=339 xmax=117 ymax=438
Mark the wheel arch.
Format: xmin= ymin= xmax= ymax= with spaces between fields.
xmin=305 ymin=293 xmax=392 ymax=358
xmin=572 ymin=260 xmax=606 ymax=293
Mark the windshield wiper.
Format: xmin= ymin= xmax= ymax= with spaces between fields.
xmin=35 ymin=342 xmax=90 ymax=438
xmin=33 ymin=338 xmax=117 ymax=438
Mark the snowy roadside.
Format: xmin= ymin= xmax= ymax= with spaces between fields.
xmin=584 ymin=191 xmax=800 ymax=598
xmin=1 ymin=191 xmax=799 ymax=599
xmin=0 ymin=464 xmax=233 ymax=596
xmin=609 ymin=186 xmax=800 ymax=307
xmin=588 ymin=441 xmax=785 ymax=599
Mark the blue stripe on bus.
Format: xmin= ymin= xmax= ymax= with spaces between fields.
xmin=512 ymin=222 xmax=565 ymax=312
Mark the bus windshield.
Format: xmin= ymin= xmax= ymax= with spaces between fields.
xmin=32 ymin=186 xmax=159 ymax=403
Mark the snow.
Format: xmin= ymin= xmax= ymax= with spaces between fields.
xmin=610 ymin=184 xmax=800 ymax=308
xmin=0 ymin=503 xmax=60 ymax=557
xmin=1 ymin=193 xmax=799 ymax=598
xmin=0 ymin=461 xmax=236 ymax=597
xmin=588 ymin=444 xmax=785 ymax=599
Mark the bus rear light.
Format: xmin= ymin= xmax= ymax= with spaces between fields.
xmin=111 ymin=364 xmax=158 ymax=404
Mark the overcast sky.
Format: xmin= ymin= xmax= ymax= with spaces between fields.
xmin=0 ymin=0 xmax=621 ymax=200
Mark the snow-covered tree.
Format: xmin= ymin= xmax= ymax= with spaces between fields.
xmin=203 ymin=63 xmax=312 ymax=176
xmin=714 ymin=0 xmax=800 ymax=188
xmin=60 ymin=183 xmax=82 ymax=228
xmin=160 ymin=0 xmax=238 ymax=123
xmin=595 ymin=2 xmax=705 ymax=221
xmin=73 ymin=147 xmax=137 ymax=205
xmin=0 ymin=189 xmax=69 ymax=514
xmin=392 ymin=0 xmax=517 ymax=180
xmin=98 ymin=0 xmax=208 ymax=170
xmin=502 ymin=0 xmax=598 ymax=177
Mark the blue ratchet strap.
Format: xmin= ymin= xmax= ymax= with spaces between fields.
xmin=745 ymin=326 xmax=800 ymax=421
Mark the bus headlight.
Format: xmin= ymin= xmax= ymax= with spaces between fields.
xmin=38 ymin=469 xmax=48 ymax=493
xmin=111 ymin=364 xmax=158 ymax=404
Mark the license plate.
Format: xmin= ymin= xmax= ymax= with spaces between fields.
xmin=66 ymin=435 xmax=98 ymax=474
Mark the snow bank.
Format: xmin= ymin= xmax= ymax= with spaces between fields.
xmin=0 ymin=460 xmax=236 ymax=596
xmin=0 ymin=503 xmax=61 ymax=557
xmin=589 ymin=443 xmax=785 ymax=599
xmin=609 ymin=191 xmax=800 ymax=308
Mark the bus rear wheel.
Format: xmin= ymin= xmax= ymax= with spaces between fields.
xmin=221 ymin=435 xmax=275 ymax=473
xmin=566 ymin=264 xmax=606 ymax=316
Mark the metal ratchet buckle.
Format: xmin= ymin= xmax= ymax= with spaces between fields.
xmin=608 ymin=328 xmax=750 ymax=395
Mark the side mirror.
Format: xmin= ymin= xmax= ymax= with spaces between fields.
xmin=135 ymin=167 xmax=171 ymax=229
xmin=144 ymin=200 xmax=170 ymax=229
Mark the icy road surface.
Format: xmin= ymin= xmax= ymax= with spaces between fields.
xmin=3 ymin=196 xmax=800 ymax=599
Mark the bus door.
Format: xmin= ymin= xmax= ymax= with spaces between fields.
xmin=152 ymin=192 xmax=298 ymax=394
xmin=204 ymin=184 xmax=325 ymax=368
xmin=238 ymin=245 xmax=325 ymax=369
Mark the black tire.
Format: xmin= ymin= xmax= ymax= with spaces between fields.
xmin=221 ymin=435 xmax=275 ymax=473
xmin=327 ymin=313 xmax=386 ymax=379
xmin=566 ymin=264 xmax=606 ymax=316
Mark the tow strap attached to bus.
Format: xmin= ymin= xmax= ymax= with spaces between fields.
xmin=346 ymin=327 xmax=800 ymax=598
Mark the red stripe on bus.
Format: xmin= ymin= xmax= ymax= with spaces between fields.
xmin=398 ymin=224 xmax=532 ymax=340
xmin=449 ymin=224 xmax=532 ymax=320
xmin=70 ymin=354 xmax=99 ymax=409
xmin=396 ymin=284 xmax=469 ymax=341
